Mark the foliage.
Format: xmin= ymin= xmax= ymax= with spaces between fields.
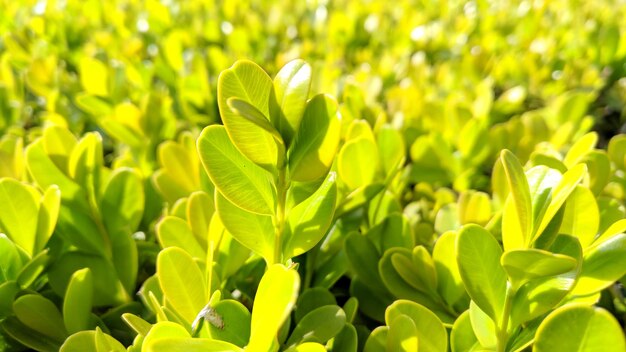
xmin=1 ymin=0 xmax=626 ymax=351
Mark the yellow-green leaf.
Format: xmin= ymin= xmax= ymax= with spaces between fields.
xmin=198 ymin=125 xmax=275 ymax=215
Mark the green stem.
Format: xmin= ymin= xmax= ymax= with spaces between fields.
xmin=273 ymin=167 xmax=288 ymax=265
xmin=496 ymin=284 xmax=516 ymax=352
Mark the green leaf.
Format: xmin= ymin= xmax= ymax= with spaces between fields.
xmin=79 ymin=57 xmax=109 ymax=96
xmin=218 ymin=60 xmax=282 ymax=170
xmin=288 ymin=94 xmax=341 ymax=182
xmin=501 ymin=249 xmax=577 ymax=288
xmin=248 ymin=264 xmax=300 ymax=352
xmin=95 ymin=327 xmax=125 ymax=352
xmin=608 ymin=134 xmax=626 ymax=170
xmin=283 ymin=172 xmax=337 ymax=258
xmin=26 ymin=139 xmax=85 ymax=206
xmin=332 ymin=324 xmax=358 ymax=352
xmin=379 ymin=248 xmax=453 ymax=324
xmin=2 ymin=316 xmax=61 ymax=352
xmin=122 ymin=313 xmax=152 ymax=336
xmin=100 ymin=167 xmax=144 ymax=236
xmin=157 ymin=247 xmax=207 ymax=324
xmin=270 ymin=59 xmax=311 ymax=146
xmin=593 ymin=218 xmax=626 ymax=245
xmin=468 ymin=301 xmax=496 ymax=350
xmin=216 ymin=192 xmax=274 ymax=264
xmin=227 ymin=97 xmax=284 ymax=143
xmin=563 ymin=132 xmax=597 ymax=168
xmin=142 ymin=321 xmax=190 ymax=348
xmin=510 ymin=234 xmax=582 ymax=326
xmin=458 ymin=191 xmax=491 ymax=226
xmin=338 ymin=137 xmax=379 ymax=190
xmin=68 ymin=132 xmax=103 ymax=196
xmin=0 ymin=178 xmax=40 ymax=256
xmin=48 ymin=252 xmax=129 ymax=306
xmin=0 ymin=281 xmax=20 ymax=317
xmin=345 ymin=233 xmax=386 ymax=295
xmin=35 ymin=185 xmax=60 ymax=254
xmin=377 ymin=125 xmax=406 ymax=177
xmin=533 ymin=164 xmax=586 ymax=243
xmin=146 ymin=338 xmax=243 ymax=352
xmin=295 ymin=287 xmax=337 ymax=323
xmin=573 ymin=233 xmax=626 ymax=295
xmin=500 ymin=149 xmax=532 ymax=250
xmin=534 ymin=304 xmax=626 ymax=352
xmin=285 ymin=305 xmax=346 ymax=348
xmin=284 ymin=342 xmax=327 ymax=352
xmin=16 ymin=249 xmax=50 ymax=288
xmin=366 ymin=213 xmax=414 ymax=253
xmin=55 ymin=207 xmax=107 ymax=256
xmin=558 ymin=185 xmax=599 ymax=248
xmin=386 ymin=300 xmax=448 ymax=352
xmin=156 ymin=216 xmax=205 ymax=260
xmin=342 ymin=297 xmax=359 ymax=323
xmin=157 ymin=140 xmax=200 ymax=197
xmin=63 ymin=268 xmax=94 ymax=334
xmin=13 ymin=294 xmax=67 ymax=342
xmin=198 ymin=125 xmax=275 ymax=215
xmin=187 ymin=191 xmax=214 ymax=249
xmin=363 ymin=326 xmax=389 ymax=352
xmin=386 ymin=314 xmax=418 ymax=352
xmin=0 ymin=234 xmax=24 ymax=282
xmin=204 ymin=299 xmax=251 ymax=347
xmin=582 ymin=151 xmax=611 ymax=196
xmin=42 ymin=125 xmax=77 ymax=173
xmin=433 ymin=231 xmax=467 ymax=310
xmin=456 ymin=225 xmax=506 ymax=324
xmin=60 ymin=330 xmax=126 ymax=352
xmin=450 ymin=311 xmax=480 ymax=352
xmin=74 ymin=94 xmax=113 ymax=116
xmin=335 ymin=183 xmax=385 ymax=218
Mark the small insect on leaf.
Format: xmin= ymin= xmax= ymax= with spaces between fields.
xmin=193 ymin=304 xmax=225 ymax=333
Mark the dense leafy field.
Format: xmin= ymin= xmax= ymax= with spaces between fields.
xmin=1 ymin=0 xmax=626 ymax=351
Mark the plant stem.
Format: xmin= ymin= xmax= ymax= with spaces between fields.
xmin=496 ymin=284 xmax=516 ymax=352
xmin=273 ymin=167 xmax=288 ymax=265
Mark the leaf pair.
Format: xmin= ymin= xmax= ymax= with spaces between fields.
xmin=500 ymin=149 xmax=586 ymax=250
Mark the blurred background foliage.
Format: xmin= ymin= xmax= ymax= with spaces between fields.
xmin=1 ymin=0 xmax=626 ymax=349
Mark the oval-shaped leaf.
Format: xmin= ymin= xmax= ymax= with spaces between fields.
xmin=198 ymin=125 xmax=275 ymax=215
xmin=338 ymin=137 xmax=379 ymax=190
xmin=63 ymin=268 xmax=94 ymax=334
xmin=35 ymin=185 xmax=60 ymax=254
xmin=216 ymin=192 xmax=274 ymax=264
xmin=456 ymin=225 xmax=507 ymax=324
xmin=270 ymin=59 xmax=311 ymax=145
xmin=206 ymin=299 xmax=251 ymax=347
xmin=157 ymin=247 xmax=207 ymax=323
xmin=248 ymin=264 xmax=300 ymax=352
xmin=501 ymin=249 xmax=577 ymax=288
xmin=0 ymin=178 xmax=40 ymax=256
xmin=100 ymin=167 xmax=144 ymax=237
xmin=386 ymin=300 xmax=448 ymax=352
xmin=218 ymin=60 xmax=281 ymax=170
xmin=13 ymin=294 xmax=67 ymax=342
xmin=387 ymin=314 xmax=418 ymax=352
xmin=534 ymin=304 xmax=626 ymax=352
xmin=283 ymin=172 xmax=337 ymax=258
xmin=500 ymin=150 xmax=533 ymax=250
xmin=573 ymin=233 xmax=626 ymax=296
xmin=288 ymin=94 xmax=341 ymax=182
xmin=558 ymin=185 xmax=599 ymax=248
xmin=285 ymin=305 xmax=346 ymax=348
xmin=156 ymin=216 xmax=205 ymax=260
xmin=450 ymin=311 xmax=480 ymax=352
